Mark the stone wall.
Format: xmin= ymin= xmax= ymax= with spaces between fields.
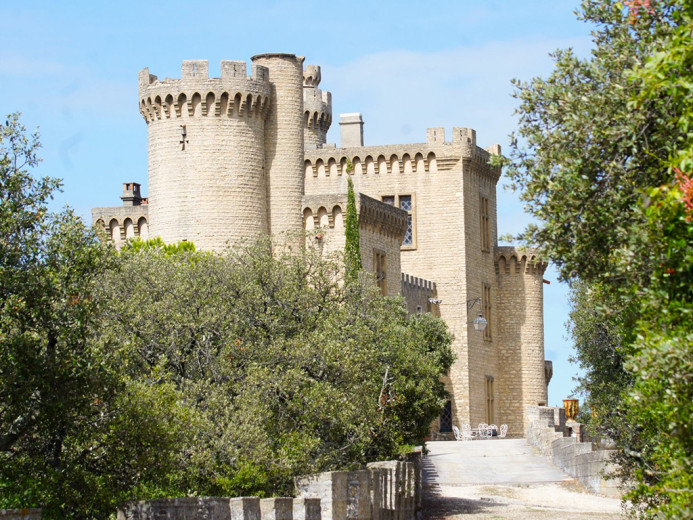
xmin=302 ymin=193 xmax=408 ymax=299
xmin=525 ymin=405 xmax=621 ymax=497
xmin=295 ymin=448 xmax=422 ymax=520
xmin=92 ymin=204 xmax=149 ymax=248
xmin=116 ymin=450 xmax=422 ymax=520
xmin=400 ymin=274 xmax=436 ymax=315
xmin=117 ymin=497 xmax=322 ymax=520
xmin=0 ymin=509 xmax=42 ymax=520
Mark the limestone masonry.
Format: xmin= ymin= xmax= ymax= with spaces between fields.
xmin=92 ymin=54 xmax=551 ymax=437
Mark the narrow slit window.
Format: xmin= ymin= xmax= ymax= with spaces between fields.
xmin=480 ymin=195 xmax=490 ymax=251
xmin=482 ymin=283 xmax=492 ymax=340
xmin=485 ymin=376 xmax=495 ymax=424
xmin=373 ymin=249 xmax=387 ymax=295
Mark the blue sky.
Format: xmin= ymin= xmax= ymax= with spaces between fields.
xmin=1 ymin=1 xmax=596 ymax=407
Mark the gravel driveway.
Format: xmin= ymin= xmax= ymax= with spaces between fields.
xmin=422 ymin=439 xmax=624 ymax=519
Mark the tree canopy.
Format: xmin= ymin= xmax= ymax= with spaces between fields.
xmin=100 ymin=238 xmax=453 ymax=498
xmin=505 ymin=1 xmax=693 ymax=516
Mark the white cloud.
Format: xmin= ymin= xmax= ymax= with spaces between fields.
xmin=323 ymin=36 xmax=592 ymax=148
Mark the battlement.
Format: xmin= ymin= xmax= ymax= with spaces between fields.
xmin=358 ymin=192 xmax=408 ymax=240
xmin=302 ymin=192 xmax=407 ymax=240
xmin=138 ymin=59 xmax=272 ymax=123
xmin=303 ymin=64 xmax=321 ymax=88
xmin=495 ymin=246 xmax=547 ymax=276
xmin=427 ymin=126 xmax=501 ymax=156
xmin=303 ymin=87 xmax=332 ymax=110
xmin=401 ymin=273 xmax=436 ymax=292
xmin=303 ymin=87 xmax=332 ymax=133
xmin=304 ymin=125 xmax=502 ymax=179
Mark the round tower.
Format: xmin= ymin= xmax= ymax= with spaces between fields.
xmin=251 ymin=53 xmax=305 ymax=238
xmin=138 ymin=59 xmax=271 ymax=251
xmin=494 ymin=247 xmax=548 ymax=436
xmin=302 ymin=65 xmax=332 ymax=149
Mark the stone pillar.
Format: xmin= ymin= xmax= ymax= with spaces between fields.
xmin=293 ymin=498 xmax=321 ymax=520
xmin=231 ymin=497 xmax=261 ymax=520
xmin=261 ymin=498 xmax=293 ymax=520
xmin=403 ymin=449 xmax=422 ymax=520
xmin=295 ymin=470 xmax=372 ymax=520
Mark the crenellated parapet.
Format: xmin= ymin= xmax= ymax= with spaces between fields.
xmin=357 ymin=193 xmax=408 ymax=240
xmin=302 ymin=194 xmax=346 ymax=230
xmin=303 ymin=64 xmax=332 ymax=148
xmin=495 ymin=246 xmax=547 ymax=276
xmin=305 ymin=146 xmax=442 ymax=177
xmin=302 ymin=193 xmax=406 ymax=240
xmin=304 ymin=127 xmax=501 ymax=180
xmin=303 ymin=89 xmax=332 ymax=130
xmin=401 ymin=273 xmax=437 ymax=314
xmin=401 ymin=273 xmax=436 ymax=293
xmin=138 ymin=60 xmax=272 ymax=123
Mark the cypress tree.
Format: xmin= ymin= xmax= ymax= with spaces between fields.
xmin=344 ymin=176 xmax=361 ymax=283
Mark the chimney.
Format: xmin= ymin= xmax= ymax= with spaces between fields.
xmin=339 ymin=113 xmax=364 ymax=148
xmin=121 ymin=182 xmax=143 ymax=206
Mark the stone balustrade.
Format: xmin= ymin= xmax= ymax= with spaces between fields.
xmin=525 ymin=405 xmax=621 ymax=497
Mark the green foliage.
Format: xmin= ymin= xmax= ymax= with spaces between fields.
xmin=506 ymin=2 xmax=693 ymax=516
xmin=121 ymin=236 xmax=197 ymax=256
xmin=567 ymin=282 xmax=635 ymax=428
xmin=96 ymin=237 xmax=453 ymax=498
xmin=344 ymin=177 xmax=362 ymax=283
xmin=0 ymin=114 xmax=199 ymax=519
xmin=505 ymin=1 xmax=679 ymax=285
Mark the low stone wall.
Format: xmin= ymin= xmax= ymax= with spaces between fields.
xmin=526 ymin=405 xmax=621 ymax=497
xmin=295 ymin=448 xmax=422 ymax=520
xmin=117 ymin=496 xmax=321 ymax=520
xmin=0 ymin=509 xmax=42 ymax=520
xmin=116 ymin=449 xmax=422 ymax=520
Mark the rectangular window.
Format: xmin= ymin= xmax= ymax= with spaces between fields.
xmin=382 ymin=194 xmax=416 ymax=249
xmin=374 ymin=249 xmax=387 ymax=295
xmin=480 ymin=195 xmax=490 ymax=252
xmin=485 ymin=376 xmax=495 ymax=424
xmin=482 ymin=283 xmax=492 ymax=340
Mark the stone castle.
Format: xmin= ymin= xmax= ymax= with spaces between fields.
xmin=92 ymin=53 xmax=552 ymax=437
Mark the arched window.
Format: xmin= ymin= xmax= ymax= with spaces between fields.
xmin=303 ymin=208 xmax=315 ymax=230
xmin=109 ymin=219 xmax=121 ymax=246
xmin=124 ymin=218 xmax=135 ymax=239
xmin=138 ymin=217 xmax=149 ymax=239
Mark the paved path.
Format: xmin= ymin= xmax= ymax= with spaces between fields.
xmin=422 ymin=439 xmax=624 ymax=520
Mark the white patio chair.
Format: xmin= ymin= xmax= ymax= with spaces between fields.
xmin=461 ymin=423 xmax=475 ymax=441
xmin=498 ymin=424 xmax=508 ymax=438
xmin=478 ymin=423 xmax=492 ymax=439
xmin=452 ymin=425 xmax=462 ymax=441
